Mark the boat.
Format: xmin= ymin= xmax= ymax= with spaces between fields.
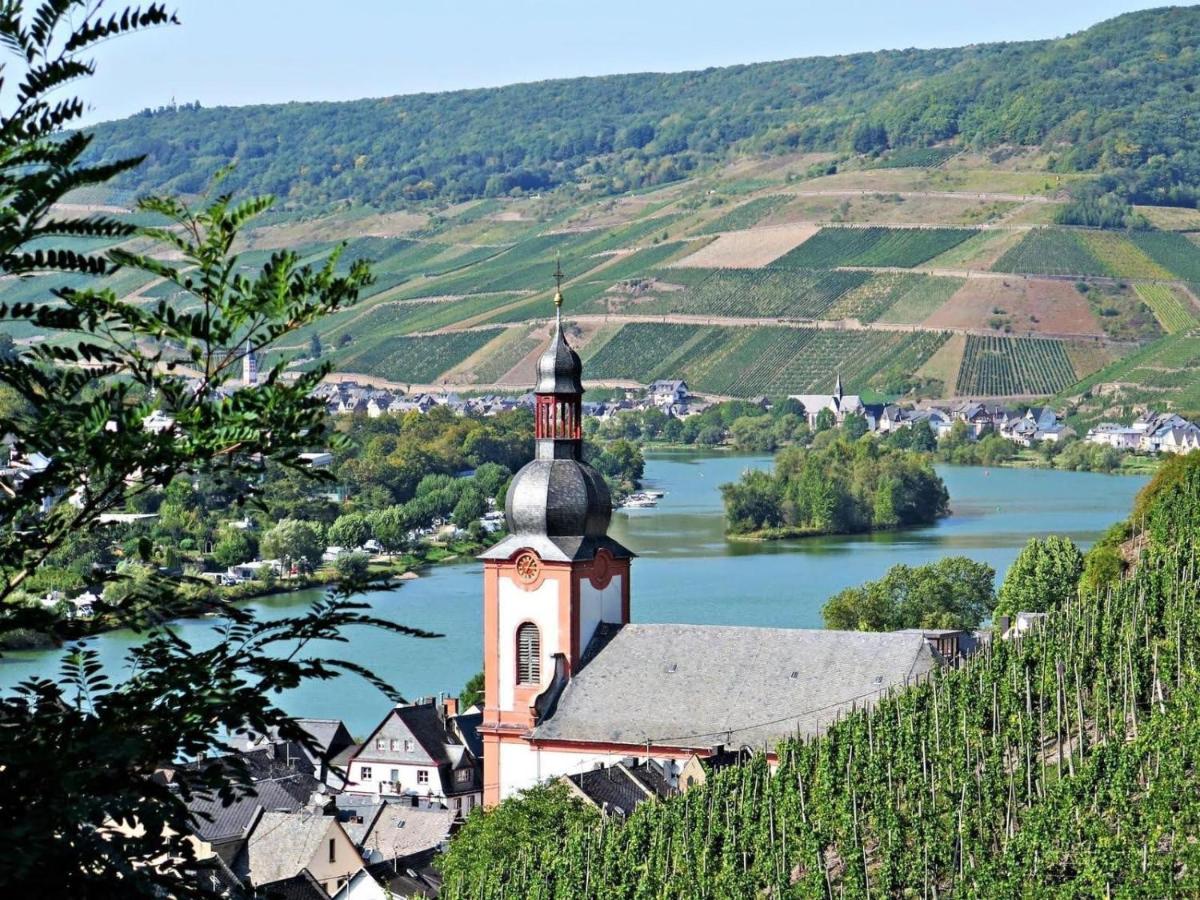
xmin=621 ymin=492 xmax=658 ymax=509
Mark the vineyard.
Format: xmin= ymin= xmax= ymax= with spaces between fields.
xmin=955 ymin=335 xmax=1077 ymax=396
xmin=650 ymin=267 xmax=870 ymax=319
xmin=693 ymin=195 xmax=792 ymax=234
xmin=441 ymin=483 xmax=1200 ymax=898
xmin=774 ymin=227 xmax=975 ymax=269
xmin=991 ymin=228 xmax=1109 ymax=277
xmin=335 ymin=327 xmax=502 ymax=383
xmin=1135 ymin=284 xmax=1199 ymax=334
xmin=1077 ymin=231 xmax=1173 ymax=280
xmin=824 ymin=273 xmax=963 ymax=323
xmin=585 ymin=323 xmax=947 ymax=397
xmin=872 ymin=147 xmax=959 ymax=168
xmin=1130 ymin=231 xmax=1200 ymax=282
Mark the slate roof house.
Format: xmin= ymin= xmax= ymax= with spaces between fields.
xmin=238 ymin=809 xmax=363 ymax=896
xmin=477 ymin=284 xmax=942 ymax=805
xmin=344 ymin=697 xmax=482 ymax=816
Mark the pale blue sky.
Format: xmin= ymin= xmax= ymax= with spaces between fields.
xmin=80 ymin=1 xmax=1187 ymax=124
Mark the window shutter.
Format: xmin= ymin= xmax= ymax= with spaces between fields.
xmin=516 ymin=622 xmax=541 ymax=683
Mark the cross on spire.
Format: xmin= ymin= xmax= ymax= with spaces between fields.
xmin=553 ymin=254 xmax=564 ymax=324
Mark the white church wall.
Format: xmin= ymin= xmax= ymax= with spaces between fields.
xmin=497 ymin=576 xmax=560 ymax=710
xmin=578 ymin=574 xmax=623 ymax=653
xmin=498 ymin=739 xmax=692 ymax=801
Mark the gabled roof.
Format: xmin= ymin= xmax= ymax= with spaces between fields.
xmin=532 ymin=624 xmax=937 ymax=752
xmin=360 ymin=805 xmax=455 ymax=863
xmin=243 ymin=810 xmax=347 ymax=887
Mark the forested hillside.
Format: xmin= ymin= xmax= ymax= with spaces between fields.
xmin=84 ymin=6 xmax=1200 ymax=210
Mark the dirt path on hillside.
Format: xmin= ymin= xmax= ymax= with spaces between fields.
xmin=783 ymin=189 xmax=1053 ymax=204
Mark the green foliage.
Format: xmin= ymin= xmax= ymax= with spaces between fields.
xmin=1134 ymin=450 xmax=1200 ymax=552
xmin=75 ymin=9 xmax=1200 ymax=213
xmin=774 ymin=227 xmax=975 ymax=269
xmin=822 ymin=557 xmax=996 ymax=630
xmin=327 ymin=512 xmax=371 ymax=549
xmin=212 ymin=528 xmax=256 ymax=568
xmin=692 ymin=195 xmax=791 ymax=234
xmin=459 ymin=670 xmax=484 ymax=709
xmin=332 ymin=551 xmax=370 ymax=582
xmin=261 ymin=518 xmax=325 ymax=568
xmin=1129 ymin=231 xmax=1200 ymax=282
xmin=991 ymin=228 xmax=1109 ymax=277
xmin=721 ymin=438 xmax=948 ymax=535
xmin=994 ymin=536 xmax=1084 ymax=618
xmin=337 ymin=328 xmax=502 ymax=384
xmin=0 ymin=6 xmax=439 ymax=895
xmin=956 ymin=335 xmax=1077 ymax=396
xmin=437 ymin=783 xmax=598 ymax=890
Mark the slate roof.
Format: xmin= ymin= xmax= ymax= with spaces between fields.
xmin=567 ymin=765 xmax=652 ymax=816
xmin=257 ymin=870 xmax=328 ymax=900
xmin=360 ymin=804 xmax=455 ymax=862
xmin=184 ymin=750 xmax=324 ymax=845
xmin=243 ymin=810 xmax=341 ymax=886
xmin=532 ymin=624 xmax=937 ymax=751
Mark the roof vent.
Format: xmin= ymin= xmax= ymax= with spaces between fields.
xmin=872 ymin=675 xmax=884 ymax=685
xmin=665 ymin=663 xmax=677 ymax=674
xmin=789 ymin=671 xmax=799 ymax=679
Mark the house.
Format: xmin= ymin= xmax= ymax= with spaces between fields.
xmin=344 ymin=697 xmax=482 ymax=816
xmin=1086 ymin=422 xmax=1144 ymax=451
xmin=176 ymin=747 xmax=327 ymax=870
xmin=223 ymin=718 xmax=356 ymax=790
xmin=561 ymin=755 xmax=708 ymax=817
xmin=648 ymin=380 xmax=689 ymax=408
xmin=347 ymin=802 xmax=455 ymax=867
xmin=240 ymin=810 xmax=362 ymax=896
xmin=298 ymin=451 xmax=334 ymax=469
xmin=331 ymin=869 xmax=392 ymax=900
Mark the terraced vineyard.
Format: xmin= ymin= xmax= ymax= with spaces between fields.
xmin=1134 ymin=284 xmax=1199 ymax=334
xmin=872 ymin=147 xmax=958 ymax=168
xmin=1130 ymin=231 xmax=1200 ymax=282
xmin=585 ymin=322 xmax=947 ymax=396
xmin=692 ymin=195 xmax=791 ymax=234
xmin=955 ymin=334 xmax=1078 ymax=396
xmin=991 ymin=228 xmax=1109 ymax=277
xmin=824 ymin=273 xmax=963 ymax=322
xmin=1079 ymin=231 xmax=1174 ymax=280
xmin=644 ymin=267 xmax=870 ymax=319
xmin=336 ymin=327 xmax=503 ymax=383
xmin=774 ymin=226 xmax=975 ymax=268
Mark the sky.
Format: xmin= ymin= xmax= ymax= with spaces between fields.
xmin=77 ymin=0 xmax=1187 ymax=124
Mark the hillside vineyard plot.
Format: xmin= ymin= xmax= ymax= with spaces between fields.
xmin=991 ymin=228 xmax=1109 ymax=277
xmin=586 ymin=323 xmax=947 ymax=396
xmin=692 ymin=195 xmax=792 ymax=234
xmin=773 ymin=227 xmax=975 ymax=269
xmin=336 ymin=328 xmax=502 ymax=383
xmin=1134 ymin=284 xmax=1199 ymax=334
xmin=1130 ymin=232 xmax=1200 ymax=282
xmin=955 ymin=335 xmax=1077 ymax=396
xmin=647 ymin=268 xmax=870 ymax=319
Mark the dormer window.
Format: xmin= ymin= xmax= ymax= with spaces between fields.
xmin=516 ymin=622 xmax=541 ymax=684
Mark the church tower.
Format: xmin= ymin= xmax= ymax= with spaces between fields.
xmin=477 ymin=271 xmax=633 ymax=806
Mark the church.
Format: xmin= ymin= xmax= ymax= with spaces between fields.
xmin=477 ymin=286 xmax=939 ymax=806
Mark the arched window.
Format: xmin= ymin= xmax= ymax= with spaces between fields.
xmin=516 ymin=622 xmax=541 ymax=684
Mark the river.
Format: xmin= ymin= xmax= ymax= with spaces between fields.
xmin=0 ymin=454 xmax=1147 ymax=736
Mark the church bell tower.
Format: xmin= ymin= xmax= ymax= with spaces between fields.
xmin=476 ymin=266 xmax=633 ymax=806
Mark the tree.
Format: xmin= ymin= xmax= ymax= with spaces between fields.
xmin=0 ymin=6 xmax=435 ymax=896
xmin=451 ymin=487 xmax=487 ymax=528
xmin=333 ymin=551 xmax=370 ymax=582
xmin=309 ymin=332 xmax=322 ymax=359
xmin=212 ymin=529 xmax=256 ymax=568
xmin=367 ymin=505 xmax=413 ymax=553
xmin=328 ymin=512 xmax=370 ymax=550
xmin=459 ymin=670 xmax=484 ymax=709
xmin=842 ymin=412 xmax=869 ymax=440
xmin=815 ymin=408 xmax=836 ymax=432
xmin=823 ymin=557 xmax=996 ymax=631
xmin=994 ymin=536 xmax=1084 ymax=618
xmin=261 ymin=518 xmax=325 ymax=569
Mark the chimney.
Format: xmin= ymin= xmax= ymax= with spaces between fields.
xmin=443 ymin=697 xmax=458 ymax=718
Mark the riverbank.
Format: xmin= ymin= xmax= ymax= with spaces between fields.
xmin=0 ymin=534 xmax=496 ymax=652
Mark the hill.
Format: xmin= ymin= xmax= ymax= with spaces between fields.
xmin=23 ymin=8 xmax=1200 ymax=417
xmin=83 ymin=7 xmax=1200 ymax=212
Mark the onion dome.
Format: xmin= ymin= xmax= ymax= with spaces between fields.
xmin=505 ymin=458 xmax=612 ymax=538
xmin=535 ymin=317 xmax=583 ymax=394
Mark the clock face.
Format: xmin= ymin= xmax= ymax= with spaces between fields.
xmin=514 ymin=552 xmax=541 ymax=584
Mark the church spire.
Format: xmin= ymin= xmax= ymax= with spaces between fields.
xmin=553 ymin=253 xmax=564 ymax=326
xmin=834 ymin=369 xmax=843 ymax=401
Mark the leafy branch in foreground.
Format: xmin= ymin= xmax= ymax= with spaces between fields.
xmin=0 ymin=4 xmax=437 ymax=896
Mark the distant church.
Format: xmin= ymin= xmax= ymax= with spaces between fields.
xmin=478 ymin=284 xmax=937 ymax=805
